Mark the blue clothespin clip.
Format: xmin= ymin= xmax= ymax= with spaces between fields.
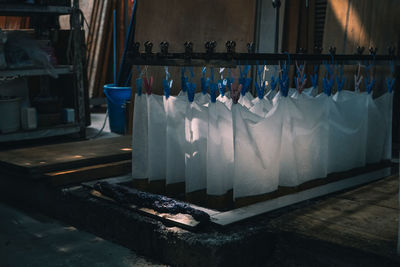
xmin=386 ymin=60 xmax=395 ymax=93
xmin=279 ymin=62 xmax=290 ymax=97
xmin=386 ymin=77 xmax=395 ymax=93
xmin=336 ymin=77 xmax=346 ymax=92
xmin=310 ymin=65 xmax=318 ymax=88
xmin=201 ymin=67 xmax=209 ymax=94
xmin=186 ymin=67 xmax=195 ymax=102
xmin=255 ymin=63 xmax=265 ymax=99
xmin=181 ymin=67 xmax=188 ymax=92
xmin=163 ymin=66 xmax=173 ymax=99
xmin=187 ymin=82 xmax=196 ymax=102
xmin=335 ymin=64 xmax=345 ymax=92
xmin=136 ymin=77 xmax=143 ymax=96
xmin=365 ymin=78 xmax=375 ymax=94
xmin=210 ymin=82 xmax=218 ymax=103
xmin=323 ymin=76 xmax=334 ymax=96
xmin=270 ymin=76 xmax=278 ymax=91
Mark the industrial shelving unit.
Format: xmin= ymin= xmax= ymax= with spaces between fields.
xmin=0 ymin=0 xmax=88 ymax=142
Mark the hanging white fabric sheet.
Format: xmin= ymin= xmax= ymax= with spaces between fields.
xmin=328 ymin=91 xmax=368 ymax=173
xmin=233 ymin=103 xmax=282 ymax=199
xmin=185 ymin=101 xmax=208 ymax=193
xmin=132 ymin=93 xmax=148 ymax=179
xmin=250 ymin=97 xmax=273 ymax=117
xmin=164 ymin=94 xmax=187 ymax=185
xmin=375 ymin=92 xmax=394 ymax=160
xmin=147 ymin=94 xmax=167 ymax=181
xmin=217 ymin=94 xmax=233 ymax=109
xmin=291 ymin=94 xmax=329 ymax=184
xmin=195 ymin=92 xmax=210 ymax=106
xmin=302 ymin=86 xmax=318 ymax=97
xmin=365 ymin=93 xmax=386 ymax=164
xmin=207 ymin=100 xmax=234 ymax=196
xmin=238 ymin=92 xmax=254 ymax=109
xmin=276 ymin=96 xmax=303 ymax=186
xmin=265 ymin=88 xmax=278 ymax=101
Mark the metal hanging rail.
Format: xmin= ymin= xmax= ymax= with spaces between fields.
xmin=128 ymin=41 xmax=399 ymax=68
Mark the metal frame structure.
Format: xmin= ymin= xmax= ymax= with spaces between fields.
xmin=128 ymin=41 xmax=399 ymax=67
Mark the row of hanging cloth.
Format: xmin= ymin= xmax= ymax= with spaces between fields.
xmin=131 ymin=59 xmax=395 ymax=200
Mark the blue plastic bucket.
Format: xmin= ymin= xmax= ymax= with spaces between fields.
xmin=104 ymin=84 xmax=131 ymax=134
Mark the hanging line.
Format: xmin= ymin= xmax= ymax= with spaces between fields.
xmin=181 ymin=67 xmax=188 ymax=92
xmin=279 ymin=52 xmax=290 ymax=97
xmin=270 ymin=65 xmax=279 ymax=92
xmin=201 ymin=67 xmax=209 ymax=95
xmin=354 ymin=62 xmax=363 ymax=92
xmin=227 ymin=68 xmax=233 ymax=93
xmin=294 ymin=62 xmax=307 ymax=93
xmin=143 ymin=76 xmax=153 ymax=95
xmin=218 ymin=68 xmax=226 ymax=96
xmin=255 ymin=61 xmax=265 ymax=99
xmin=323 ymin=58 xmax=335 ymax=96
xmin=187 ymin=67 xmax=196 ymax=102
xmin=364 ymin=54 xmax=375 ymax=94
xmin=210 ymin=82 xmax=218 ymax=103
xmin=310 ymin=65 xmax=318 ymax=88
xmin=386 ymin=59 xmax=396 ymax=93
xmin=336 ymin=63 xmax=346 ymax=92
xmin=163 ymin=66 xmax=173 ymax=99
xmin=135 ymin=65 xmax=142 ymax=96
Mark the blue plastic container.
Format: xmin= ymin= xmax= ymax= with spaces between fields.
xmin=104 ymin=84 xmax=131 ymax=134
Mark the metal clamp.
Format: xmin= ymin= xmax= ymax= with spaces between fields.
xmin=247 ymin=42 xmax=256 ymax=54
xmin=144 ymin=41 xmax=153 ymax=55
xmin=184 ymin=41 xmax=193 ymax=59
xmin=388 ymin=45 xmax=396 ymax=57
xmin=328 ymin=46 xmax=336 ymax=56
xmin=205 ymin=41 xmax=217 ymax=54
xmin=159 ymin=41 xmax=169 ymax=56
xmin=356 ymin=46 xmax=365 ymax=55
xmin=369 ymin=46 xmax=378 ymax=55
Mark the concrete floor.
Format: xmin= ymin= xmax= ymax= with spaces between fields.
xmin=86 ymin=112 xmax=120 ymax=139
xmin=0 ymin=113 xmax=165 ymax=267
xmin=0 ymin=203 xmax=165 ymax=267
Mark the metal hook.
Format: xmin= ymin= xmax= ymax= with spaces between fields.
xmin=226 ymin=40 xmax=236 ymax=54
xmin=247 ymin=42 xmax=256 ymax=53
xmin=356 ymin=46 xmax=365 ymax=55
xmin=205 ymin=41 xmax=217 ymax=54
xmin=313 ymin=45 xmax=322 ymax=54
xmin=184 ymin=41 xmax=193 ymax=59
xmin=272 ymin=0 xmax=281 ymax=8
xmin=159 ymin=41 xmax=169 ymax=56
xmin=369 ymin=46 xmax=378 ymax=55
xmin=133 ymin=42 xmax=140 ymax=56
xmin=144 ymin=41 xmax=153 ymax=54
xmin=388 ymin=45 xmax=396 ymax=57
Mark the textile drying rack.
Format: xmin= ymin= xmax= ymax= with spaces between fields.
xmin=128 ymin=41 xmax=400 ymax=67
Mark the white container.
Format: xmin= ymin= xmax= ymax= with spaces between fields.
xmin=63 ymin=108 xmax=75 ymax=123
xmin=0 ymin=97 xmax=21 ymax=133
xmin=21 ymin=107 xmax=37 ymax=130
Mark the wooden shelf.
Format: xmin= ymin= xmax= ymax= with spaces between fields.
xmin=0 ymin=124 xmax=81 ymax=142
xmin=0 ymin=65 xmax=73 ymax=77
xmin=0 ymin=4 xmax=72 ymax=16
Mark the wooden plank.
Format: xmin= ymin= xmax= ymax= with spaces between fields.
xmin=0 ymin=135 xmax=132 ymax=177
xmin=46 ymin=160 xmax=131 ymax=186
xmin=211 ymin=167 xmax=391 ymax=226
xmin=90 ymin=189 xmax=201 ymax=230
